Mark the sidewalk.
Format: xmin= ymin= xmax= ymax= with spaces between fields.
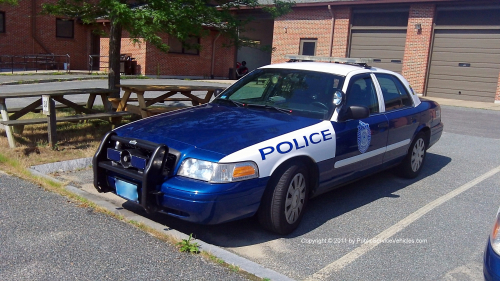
xmin=423 ymin=96 xmax=500 ymax=111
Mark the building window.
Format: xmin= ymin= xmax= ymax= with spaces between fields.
xmin=352 ymin=9 xmax=409 ymax=27
xmin=436 ymin=7 xmax=500 ymax=25
xmin=56 ymin=18 xmax=74 ymax=38
xmin=0 ymin=12 xmax=5 ymax=33
xmin=300 ymin=39 xmax=317 ymax=56
xmin=169 ymin=36 xmax=200 ymax=55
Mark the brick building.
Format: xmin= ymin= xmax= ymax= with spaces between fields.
xmin=0 ymin=0 xmax=95 ymax=70
xmin=263 ymin=0 xmax=500 ymax=103
xmin=0 ymin=0 xmax=236 ymax=78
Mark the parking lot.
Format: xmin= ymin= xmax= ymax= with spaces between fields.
xmin=45 ymin=98 xmax=500 ymax=280
xmin=96 ymin=104 xmax=497 ymax=280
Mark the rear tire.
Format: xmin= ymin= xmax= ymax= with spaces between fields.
xmin=397 ymin=132 xmax=427 ymax=179
xmin=258 ymin=162 xmax=309 ymax=235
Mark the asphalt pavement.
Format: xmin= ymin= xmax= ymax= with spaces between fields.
xmin=0 ymin=171 xmax=249 ymax=281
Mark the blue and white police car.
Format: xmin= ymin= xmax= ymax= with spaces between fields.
xmin=93 ymin=59 xmax=443 ymax=234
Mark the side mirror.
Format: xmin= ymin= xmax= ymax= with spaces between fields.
xmin=340 ymin=105 xmax=370 ymax=121
xmin=333 ymin=90 xmax=343 ymax=106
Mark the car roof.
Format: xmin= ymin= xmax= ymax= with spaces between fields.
xmin=260 ymin=62 xmax=372 ymax=76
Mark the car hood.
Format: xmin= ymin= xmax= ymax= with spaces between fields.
xmin=113 ymin=103 xmax=322 ymax=160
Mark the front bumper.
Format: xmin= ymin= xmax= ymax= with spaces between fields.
xmin=93 ymin=132 xmax=268 ymax=224
xmin=484 ymin=239 xmax=500 ymax=281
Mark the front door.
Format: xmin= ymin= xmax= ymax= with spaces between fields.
xmin=319 ymin=74 xmax=389 ymax=189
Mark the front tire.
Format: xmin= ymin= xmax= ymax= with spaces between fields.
xmin=258 ymin=162 xmax=309 ymax=235
xmin=397 ymin=132 xmax=427 ymax=179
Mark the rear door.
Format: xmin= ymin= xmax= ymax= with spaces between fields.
xmin=373 ymin=73 xmax=419 ymax=163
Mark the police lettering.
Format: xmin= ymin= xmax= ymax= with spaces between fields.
xmin=259 ymin=129 xmax=332 ymax=160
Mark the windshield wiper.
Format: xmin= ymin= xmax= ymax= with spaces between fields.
xmin=245 ymin=103 xmax=292 ymax=115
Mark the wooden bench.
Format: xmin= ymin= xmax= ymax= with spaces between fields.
xmin=0 ymin=111 xmax=134 ymax=133
xmin=0 ymin=88 xmax=128 ymax=148
xmin=7 ymin=102 xmax=87 ymax=113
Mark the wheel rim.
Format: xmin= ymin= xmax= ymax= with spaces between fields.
xmin=411 ymin=138 xmax=425 ymax=172
xmin=284 ymin=173 xmax=306 ymax=224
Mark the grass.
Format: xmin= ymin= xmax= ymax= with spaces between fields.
xmin=177 ymin=233 xmax=200 ymax=253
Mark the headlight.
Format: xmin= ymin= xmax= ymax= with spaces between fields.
xmin=177 ymin=158 xmax=259 ymax=183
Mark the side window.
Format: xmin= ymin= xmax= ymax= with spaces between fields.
xmin=345 ymin=75 xmax=379 ymax=114
xmin=375 ymin=74 xmax=413 ymax=111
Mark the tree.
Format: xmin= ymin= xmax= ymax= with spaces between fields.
xmin=39 ymin=0 xmax=293 ymax=95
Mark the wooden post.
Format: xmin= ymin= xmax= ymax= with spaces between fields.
xmin=42 ymin=95 xmax=57 ymax=149
xmin=0 ymin=98 xmax=16 ymax=148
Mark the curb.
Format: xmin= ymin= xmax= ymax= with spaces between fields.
xmin=30 ymin=157 xmax=92 ymax=174
xmin=29 ymin=160 xmax=294 ymax=281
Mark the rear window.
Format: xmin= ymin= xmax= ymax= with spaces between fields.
xmin=375 ymin=73 xmax=413 ymax=111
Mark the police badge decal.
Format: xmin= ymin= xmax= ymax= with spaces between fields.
xmin=357 ymin=120 xmax=371 ymax=153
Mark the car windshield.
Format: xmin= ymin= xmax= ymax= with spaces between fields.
xmin=213 ymin=68 xmax=345 ymax=120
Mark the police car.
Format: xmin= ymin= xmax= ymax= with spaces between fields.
xmin=93 ymin=58 xmax=443 ymax=234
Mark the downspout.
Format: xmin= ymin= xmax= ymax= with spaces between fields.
xmin=211 ymin=32 xmax=221 ymax=79
xmin=328 ymin=5 xmax=335 ymax=57
xmin=32 ymin=0 xmax=50 ymax=53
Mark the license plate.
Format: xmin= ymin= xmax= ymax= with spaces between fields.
xmin=115 ymin=178 xmax=138 ymax=202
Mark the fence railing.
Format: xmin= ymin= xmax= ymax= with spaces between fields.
xmin=0 ymin=54 xmax=71 ymax=74
xmin=88 ymin=54 xmax=109 ymax=74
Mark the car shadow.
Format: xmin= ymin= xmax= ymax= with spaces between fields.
xmin=122 ymin=153 xmax=451 ymax=247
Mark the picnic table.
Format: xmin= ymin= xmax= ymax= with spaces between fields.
xmin=114 ymin=84 xmax=224 ymax=118
xmin=0 ymin=88 xmax=132 ymax=148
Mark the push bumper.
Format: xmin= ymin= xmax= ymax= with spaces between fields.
xmin=94 ymin=131 xmax=268 ymax=224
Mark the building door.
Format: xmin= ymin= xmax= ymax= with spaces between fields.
xmin=426 ymin=6 xmax=500 ymax=102
xmin=90 ymin=32 xmax=100 ymax=71
xmin=349 ymin=8 xmax=409 ymax=73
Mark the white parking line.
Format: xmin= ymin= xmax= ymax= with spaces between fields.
xmin=306 ymin=165 xmax=500 ymax=281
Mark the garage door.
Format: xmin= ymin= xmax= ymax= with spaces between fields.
xmin=426 ymin=29 xmax=500 ymax=101
xmin=350 ymin=30 xmax=407 ymax=73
